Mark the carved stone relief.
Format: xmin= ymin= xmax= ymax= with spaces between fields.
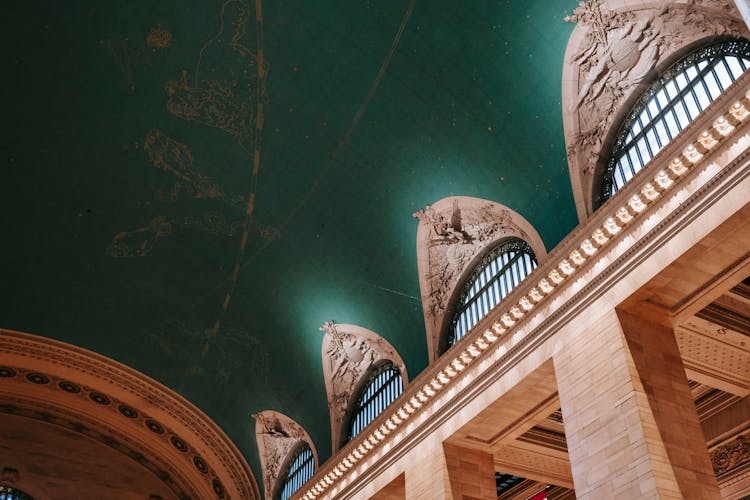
xmin=711 ymin=431 xmax=750 ymax=477
xmin=320 ymin=322 xmax=408 ymax=452
xmin=413 ymin=197 xmax=547 ymax=362
xmin=562 ymin=0 xmax=747 ymax=219
xmin=253 ymin=411 xmax=316 ymax=500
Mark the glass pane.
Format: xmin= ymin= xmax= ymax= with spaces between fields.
xmin=684 ymin=92 xmax=700 ymax=118
xmin=613 ymin=160 xmax=626 ymax=191
xmin=674 ymin=100 xmax=691 ymax=128
xmin=603 ymin=40 xmax=750 ymax=203
xmin=654 ymin=118 xmax=671 ymax=144
xmin=665 ymin=80 xmax=679 ymax=99
xmin=656 ymin=88 xmax=669 ymax=108
xmin=449 ymin=241 xmax=537 ymax=349
xmin=727 ymin=55 xmax=745 ymax=78
xmin=715 ymin=61 xmax=734 ymax=89
xmin=704 ymin=71 xmax=722 ymax=100
xmin=663 ymin=109 xmax=680 ymax=135
xmin=693 ymin=82 xmax=711 ymax=110
xmin=636 ymin=136 xmax=652 ymax=166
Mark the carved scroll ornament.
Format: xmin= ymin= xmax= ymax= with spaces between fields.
xmin=320 ymin=322 xmax=407 ymax=452
xmin=252 ymin=411 xmax=317 ymax=500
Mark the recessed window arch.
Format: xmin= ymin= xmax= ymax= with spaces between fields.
xmin=0 ymin=486 xmax=33 ymax=500
xmin=601 ymin=37 xmax=750 ymax=203
xmin=446 ymin=239 xmax=537 ymax=350
xmin=278 ymin=442 xmax=315 ymax=500
xmin=345 ymin=361 xmax=403 ymax=444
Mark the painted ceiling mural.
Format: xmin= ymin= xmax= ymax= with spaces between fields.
xmin=2 ymin=0 xmax=580 ymax=492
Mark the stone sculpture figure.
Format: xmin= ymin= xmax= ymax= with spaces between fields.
xmin=565 ymin=0 xmax=743 ymax=177
xmin=253 ymin=411 xmax=312 ymax=500
xmin=320 ymin=322 xmax=407 ymax=451
xmin=414 ymin=201 xmax=524 ymax=318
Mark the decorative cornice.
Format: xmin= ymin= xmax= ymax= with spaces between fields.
xmin=297 ymin=72 xmax=750 ymax=500
xmin=0 ymin=365 xmax=212 ymax=498
xmin=0 ymin=330 xmax=260 ymax=500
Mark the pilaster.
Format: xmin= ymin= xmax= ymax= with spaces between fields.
xmin=554 ymin=308 xmax=702 ymax=499
xmin=403 ymin=442 xmax=495 ymax=500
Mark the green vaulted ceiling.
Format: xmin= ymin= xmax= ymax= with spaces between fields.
xmin=3 ymin=0 xmax=579 ymax=489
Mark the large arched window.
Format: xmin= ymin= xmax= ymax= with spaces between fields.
xmin=447 ymin=239 xmax=537 ymax=349
xmin=0 ymin=486 xmax=33 ymax=500
xmin=602 ymin=37 xmax=750 ymax=202
xmin=279 ymin=443 xmax=315 ymax=500
xmin=346 ymin=362 xmax=403 ymax=443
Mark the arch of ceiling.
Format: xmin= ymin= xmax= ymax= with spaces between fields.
xmin=0 ymin=328 xmax=260 ymax=500
xmin=252 ymin=410 xmax=318 ymax=500
xmin=561 ymin=0 xmax=748 ymax=221
xmin=412 ymin=196 xmax=547 ymax=363
xmin=319 ymin=321 xmax=408 ymax=453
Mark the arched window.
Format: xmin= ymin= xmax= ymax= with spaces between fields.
xmin=0 ymin=486 xmax=33 ymax=500
xmin=279 ymin=443 xmax=315 ymax=500
xmin=346 ymin=362 xmax=403 ymax=443
xmin=447 ymin=239 xmax=537 ymax=349
xmin=602 ymin=37 xmax=750 ymax=202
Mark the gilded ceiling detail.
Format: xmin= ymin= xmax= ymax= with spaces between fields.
xmin=165 ymin=0 xmax=266 ymax=153
xmin=146 ymin=26 xmax=173 ymax=50
xmin=106 ymin=130 xmax=246 ymax=258
xmin=104 ymin=0 xmax=268 ymax=365
xmin=319 ymin=322 xmax=407 ymax=452
xmin=145 ymin=130 xmax=246 ymax=207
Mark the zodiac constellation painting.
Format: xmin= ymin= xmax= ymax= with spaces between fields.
xmin=106 ymin=130 xmax=245 ymax=258
xmin=144 ymin=129 xmax=245 ymax=206
xmin=100 ymin=26 xmax=173 ymax=92
xmin=148 ymin=321 xmax=270 ymax=386
xmin=164 ymin=0 xmax=267 ymax=153
xmin=108 ymin=0 xmax=268 ymax=371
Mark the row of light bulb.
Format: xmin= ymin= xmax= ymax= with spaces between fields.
xmin=301 ymin=89 xmax=750 ymax=500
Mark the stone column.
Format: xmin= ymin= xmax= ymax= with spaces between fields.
xmin=618 ymin=310 xmax=720 ymax=498
xmin=403 ymin=442 xmax=496 ymax=500
xmin=553 ymin=308 xmax=720 ymax=499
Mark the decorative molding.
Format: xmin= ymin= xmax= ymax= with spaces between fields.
xmin=297 ymin=69 xmax=750 ymax=500
xmin=697 ymin=302 xmax=750 ymax=336
xmin=413 ymin=197 xmax=547 ymax=362
xmin=711 ymin=431 xmax=750 ymax=477
xmin=319 ymin=322 xmax=407 ymax=453
xmin=561 ymin=0 xmax=747 ymax=220
xmin=493 ymin=444 xmax=573 ymax=489
xmin=0 ymin=330 xmax=260 ymax=500
xmin=253 ymin=411 xmax=317 ymax=500
xmin=675 ymin=323 xmax=750 ymax=390
xmin=517 ymin=427 xmax=568 ymax=453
